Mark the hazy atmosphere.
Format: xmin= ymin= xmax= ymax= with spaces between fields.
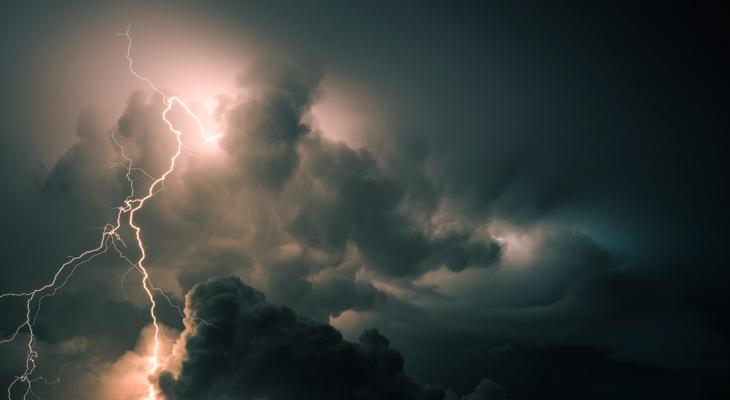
xmin=1 ymin=1 xmax=727 ymax=399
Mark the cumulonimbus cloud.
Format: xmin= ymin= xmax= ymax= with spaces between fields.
xmin=159 ymin=276 xmax=503 ymax=400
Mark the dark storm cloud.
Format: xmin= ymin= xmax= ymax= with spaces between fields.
xmin=2 ymin=1 xmax=729 ymax=399
xmin=0 ymin=105 xmax=130 ymax=299
xmin=262 ymin=254 xmax=389 ymax=321
xmin=349 ymin=225 xmax=726 ymax=398
xmin=287 ymin=137 xmax=501 ymax=277
xmin=224 ymin=56 xmax=323 ymax=189
xmin=160 ymin=276 xmax=499 ymax=400
xmin=470 ymin=228 xmax=618 ymax=308
xmin=104 ymin=51 xmax=504 ymax=284
xmin=297 ymin=278 xmax=386 ymax=320
xmin=1 ymin=41 xmax=504 ymax=396
xmin=30 ymin=107 xmax=121 ymax=223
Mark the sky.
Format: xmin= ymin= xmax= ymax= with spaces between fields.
xmin=1 ymin=1 xmax=728 ymax=399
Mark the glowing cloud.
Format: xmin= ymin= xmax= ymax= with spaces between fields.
xmin=1 ymin=24 xmax=219 ymax=400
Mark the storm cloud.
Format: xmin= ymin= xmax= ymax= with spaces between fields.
xmin=1 ymin=1 xmax=728 ymax=399
xmin=160 ymin=276 xmax=500 ymax=400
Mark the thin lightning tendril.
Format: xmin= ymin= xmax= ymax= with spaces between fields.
xmin=0 ymin=24 xmax=219 ymax=400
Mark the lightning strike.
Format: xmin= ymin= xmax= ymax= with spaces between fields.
xmin=0 ymin=24 xmax=220 ymax=400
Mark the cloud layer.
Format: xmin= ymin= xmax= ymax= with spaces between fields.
xmin=161 ymin=276 xmax=503 ymax=400
xmin=2 ymin=2 xmax=728 ymax=399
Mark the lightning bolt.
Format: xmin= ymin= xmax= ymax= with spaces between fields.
xmin=0 ymin=24 xmax=220 ymax=400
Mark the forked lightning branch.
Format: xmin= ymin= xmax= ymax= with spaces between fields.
xmin=0 ymin=24 xmax=219 ymax=400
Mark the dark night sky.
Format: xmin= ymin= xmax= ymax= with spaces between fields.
xmin=1 ymin=1 xmax=728 ymax=399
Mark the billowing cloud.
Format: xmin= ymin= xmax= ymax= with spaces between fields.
xmin=2 ymin=1 xmax=728 ymax=399
xmin=160 ymin=276 xmax=498 ymax=400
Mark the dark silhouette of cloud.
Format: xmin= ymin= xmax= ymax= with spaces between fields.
xmin=160 ymin=276 xmax=500 ymax=400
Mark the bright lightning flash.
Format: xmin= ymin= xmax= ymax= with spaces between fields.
xmin=0 ymin=24 xmax=220 ymax=400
